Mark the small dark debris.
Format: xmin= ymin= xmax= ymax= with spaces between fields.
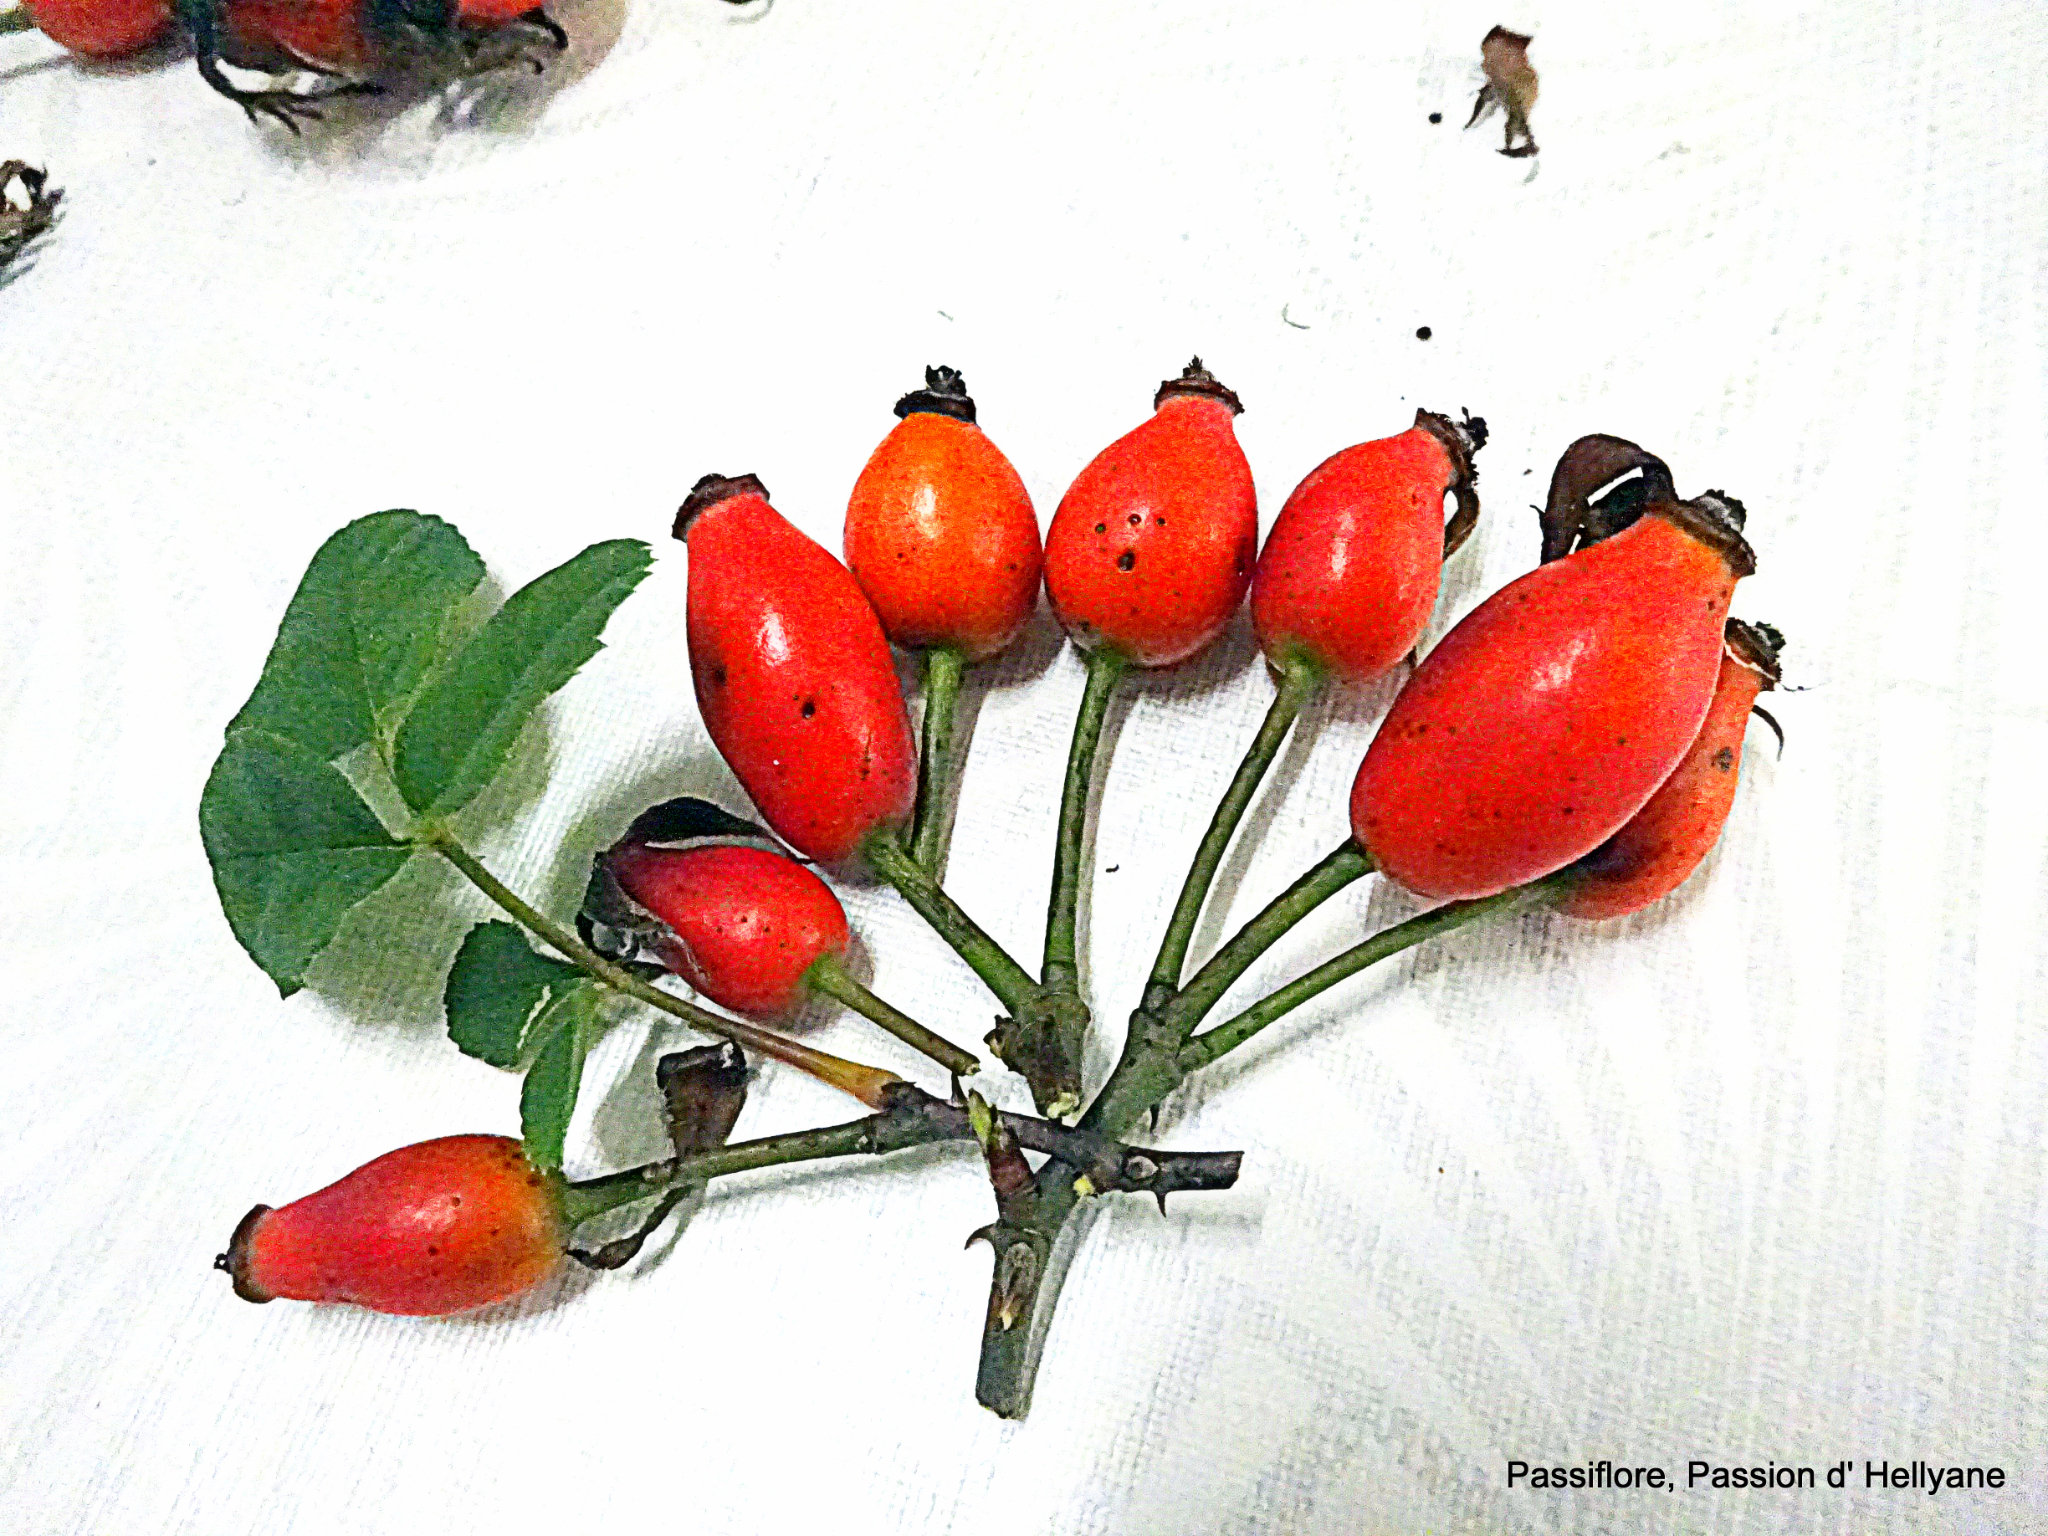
xmin=1429 ymin=111 xmax=1443 ymax=124
xmin=1416 ymin=326 xmax=1432 ymax=341
xmin=1105 ymin=864 xmax=1120 ymax=874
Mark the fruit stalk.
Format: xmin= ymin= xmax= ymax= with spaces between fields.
xmin=802 ymin=950 xmax=981 ymax=1079
xmin=1042 ymin=646 xmax=1127 ymax=993
xmin=419 ymin=825 xmax=902 ymax=1108
xmin=1177 ymin=876 xmax=1568 ymax=1070
xmin=0 ymin=8 xmax=35 ymax=33
xmin=1144 ymin=655 xmax=1323 ymax=1004
xmin=860 ymin=827 xmax=1040 ymax=1013
xmin=910 ymin=645 xmax=967 ymax=873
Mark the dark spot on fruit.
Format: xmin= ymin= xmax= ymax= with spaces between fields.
xmin=1095 ymin=522 xmax=1107 ymax=533
xmin=801 ymin=699 xmax=816 ymax=718
xmin=1006 ymin=561 xmax=1019 ymax=571
xmin=1416 ymin=326 xmax=1432 ymax=340
xmin=1713 ymin=746 xmax=1736 ymax=770
xmin=1616 ymin=735 xmax=1628 ymax=746
xmin=1155 ymin=516 xmax=1167 ymax=526
xmin=1128 ymin=513 xmax=1142 ymax=526
xmin=711 ymin=665 xmax=728 ymax=687
xmin=1561 ymin=806 xmax=1574 ymax=816
xmin=451 ymin=1196 xmax=461 ymax=1206
xmin=428 ymin=1245 xmax=439 ymax=1256
xmin=1117 ymin=551 xmax=1136 ymax=571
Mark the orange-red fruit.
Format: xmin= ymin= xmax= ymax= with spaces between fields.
xmin=220 ymin=1135 xmax=563 ymax=1316
xmin=1351 ymin=497 xmax=1755 ymax=900
xmin=1252 ymin=411 xmax=1483 ymax=683
xmin=23 ymin=0 xmax=170 ymax=55
xmin=844 ymin=367 xmax=1042 ymax=663
xmin=607 ymin=841 xmax=851 ymax=1015
xmin=677 ymin=475 xmax=916 ymax=863
xmin=220 ymin=0 xmax=372 ymax=69
xmin=1556 ymin=620 xmax=1783 ymax=919
xmin=1042 ymin=359 xmax=1257 ymax=668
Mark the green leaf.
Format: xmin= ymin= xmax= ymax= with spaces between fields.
xmin=519 ymin=983 xmax=601 ymax=1172
xmin=393 ymin=540 xmax=652 ymax=819
xmin=444 ymin=921 xmax=587 ymax=1069
xmin=200 ymin=728 xmax=413 ymax=996
xmin=229 ymin=511 xmax=486 ymax=762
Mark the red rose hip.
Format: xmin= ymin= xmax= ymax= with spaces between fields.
xmin=219 ymin=1135 xmax=564 ymax=1316
xmin=1042 ymin=359 xmax=1257 ymax=668
xmin=21 ymin=0 xmax=170 ymax=55
xmin=1556 ymin=619 xmax=1784 ymax=919
xmin=677 ymin=475 xmax=917 ymax=863
xmin=1252 ymin=409 xmax=1485 ymax=683
xmin=606 ymin=841 xmax=851 ymax=1016
xmin=845 ymin=366 xmax=1042 ymax=664
xmin=1351 ymin=490 xmax=1756 ymax=900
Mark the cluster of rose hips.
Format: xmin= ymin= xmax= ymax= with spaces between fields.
xmin=2 ymin=0 xmax=574 ymax=128
xmin=216 ymin=359 xmax=1779 ymax=1416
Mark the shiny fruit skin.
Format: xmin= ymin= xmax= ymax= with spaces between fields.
xmin=607 ymin=842 xmax=850 ymax=1015
xmin=23 ymin=0 xmax=170 ymax=55
xmin=845 ymin=412 xmax=1041 ymax=663
xmin=1556 ymin=633 xmax=1776 ymax=919
xmin=1042 ymin=389 xmax=1257 ymax=668
xmin=680 ymin=479 xmax=916 ymax=863
xmin=223 ymin=1136 xmax=563 ymax=1316
xmin=1252 ymin=423 xmax=1456 ymax=683
xmin=1351 ymin=509 xmax=1747 ymax=900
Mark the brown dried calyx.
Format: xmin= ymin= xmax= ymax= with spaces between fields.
xmin=1414 ymin=408 xmax=1489 ymax=557
xmin=895 ymin=364 xmax=978 ymax=423
xmin=1153 ymin=357 xmax=1244 ymax=415
xmin=1466 ymin=26 xmax=1538 ymax=158
xmin=1540 ymin=434 xmax=1755 ymax=576
xmin=1725 ymin=619 xmax=1786 ymax=687
xmin=673 ymin=472 xmax=769 ymax=541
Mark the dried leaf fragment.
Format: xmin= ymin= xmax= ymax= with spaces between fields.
xmin=0 ymin=162 xmax=61 ymax=279
xmin=1466 ymin=26 xmax=1538 ymax=158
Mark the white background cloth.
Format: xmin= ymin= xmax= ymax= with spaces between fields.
xmin=3 ymin=0 xmax=2044 ymax=1530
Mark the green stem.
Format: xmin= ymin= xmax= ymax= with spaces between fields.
xmin=1042 ymin=647 xmax=1127 ymax=992
xmin=0 ymin=7 xmax=36 ymax=34
xmin=804 ymin=951 xmax=982 ymax=1079
xmin=910 ymin=646 xmax=967 ymax=874
xmin=1178 ymin=876 xmax=1568 ymax=1071
xmin=979 ymin=841 xmax=1368 ymax=1410
xmin=1146 ymin=656 xmax=1322 ymax=1001
xmin=558 ymin=1087 xmax=1242 ymax=1231
xmin=862 ymin=827 xmax=1040 ymax=1014
xmin=980 ymin=864 xmax=1559 ymax=1419
xmin=418 ymin=827 xmax=902 ymax=1109
xmin=1159 ymin=841 xmax=1375 ymax=1041
xmin=561 ymin=1116 xmax=893 ymax=1227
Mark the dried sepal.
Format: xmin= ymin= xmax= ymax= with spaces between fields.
xmin=0 ymin=162 xmax=61 ymax=279
xmin=1466 ymin=26 xmax=1538 ymax=158
xmin=657 ymin=1041 xmax=750 ymax=1156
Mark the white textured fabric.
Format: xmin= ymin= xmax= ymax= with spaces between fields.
xmin=3 ymin=0 xmax=2044 ymax=1530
